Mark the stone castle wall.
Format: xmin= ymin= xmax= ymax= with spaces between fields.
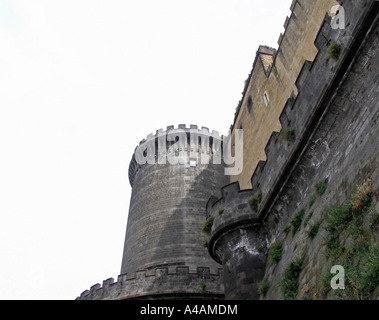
xmin=77 ymin=265 xmax=223 ymax=300
xmin=122 ymin=125 xmax=229 ymax=277
xmin=206 ymin=0 xmax=379 ymax=299
xmin=230 ymin=0 xmax=339 ymax=189
xmin=77 ymin=0 xmax=379 ymax=300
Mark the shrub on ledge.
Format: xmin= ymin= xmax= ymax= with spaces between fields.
xmin=327 ymin=42 xmax=341 ymax=61
xmin=280 ymin=127 xmax=295 ymax=142
xmin=291 ymin=209 xmax=305 ymax=236
xmin=202 ymin=216 xmax=214 ymax=235
xmin=269 ymin=241 xmax=284 ymax=264
xmin=248 ymin=191 xmax=262 ymax=212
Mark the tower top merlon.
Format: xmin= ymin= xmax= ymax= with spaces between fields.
xmin=128 ymin=124 xmax=225 ymax=187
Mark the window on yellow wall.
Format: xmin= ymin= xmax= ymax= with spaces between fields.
xmin=247 ymin=96 xmax=253 ymax=113
xmin=264 ymin=91 xmax=270 ymax=107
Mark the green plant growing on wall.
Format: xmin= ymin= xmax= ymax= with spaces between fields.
xmin=308 ymin=195 xmax=316 ymax=208
xmin=303 ymin=211 xmax=313 ymax=227
xmin=308 ymin=220 xmax=321 ymax=239
xmin=315 ymin=180 xmax=327 ymax=196
xmin=291 ymin=209 xmax=305 ymax=236
xmin=248 ymin=190 xmax=262 ymax=212
xmin=322 ymin=179 xmax=379 ymax=299
xmin=280 ymin=255 xmax=304 ymax=300
xmin=280 ymin=127 xmax=295 ymax=142
xmin=327 ymin=42 xmax=341 ymax=61
xmin=325 ymin=202 xmax=353 ymax=234
xmin=269 ymin=241 xmax=284 ymax=264
xmin=202 ymin=216 xmax=214 ymax=235
xmin=199 ymin=279 xmax=206 ymax=292
xmin=350 ymin=178 xmax=373 ymax=212
xmin=259 ymin=279 xmax=270 ymax=298
xmin=284 ymin=193 xmax=293 ymax=203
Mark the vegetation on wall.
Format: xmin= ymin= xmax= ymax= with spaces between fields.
xmin=307 ymin=220 xmax=322 ymax=239
xmin=280 ymin=126 xmax=295 ymax=142
xmin=202 ymin=216 xmax=214 ymax=235
xmin=265 ymin=177 xmax=378 ymax=300
xmin=303 ymin=211 xmax=313 ymax=228
xmin=290 ymin=209 xmax=305 ymax=236
xmin=280 ymin=255 xmax=305 ymax=300
xmin=259 ymin=278 xmax=270 ymax=298
xmin=322 ymin=179 xmax=378 ymax=300
xmin=248 ymin=191 xmax=262 ymax=212
xmin=199 ymin=279 xmax=206 ymax=292
xmin=327 ymin=42 xmax=342 ymax=61
xmin=308 ymin=195 xmax=316 ymax=208
xmin=269 ymin=241 xmax=284 ymax=264
xmin=315 ymin=180 xmax=327 ymax=196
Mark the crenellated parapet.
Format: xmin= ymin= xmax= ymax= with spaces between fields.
xmin=77 ymin=265 xmax=224 ymax=300
xmin=128 ymin=124 xmax=225 ymax=186
xmin=76 ymin=0 xmax=378 ymax=301
xmin=205 ymin=182 xmax=267 ymax=299
xmin=205 ymin=0 xmax=378 ymax=299
xmin=206 ymin=183 xmax=262 ymax=264
xmin=209 ymin=0 xmax=376 ymax=235
xmin=121 ymin=123 xmax=229 ymax=285
xmin=231 ymin=0 xmax=341 ymax=189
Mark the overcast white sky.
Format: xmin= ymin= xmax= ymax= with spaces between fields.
xmin=0 ymin=0 xmax=293 ymax=299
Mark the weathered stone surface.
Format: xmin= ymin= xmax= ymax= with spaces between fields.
xmin=205 ymin=0 xmax=379 ymax=300
xmin=77 ymin=0 xmax=379 ymax=301
xmin=122 ymin=127 xmax=229 ymax=277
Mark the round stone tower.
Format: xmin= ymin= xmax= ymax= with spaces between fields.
xmin=77 ymin=124 xmax=229 ymax=300
xmin=122 ymin=125 xmax=228 ymax=276
xmin=118 ymin=124 xmax=228 ymax=299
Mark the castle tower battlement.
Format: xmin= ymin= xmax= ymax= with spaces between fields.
xmin=119 ymin=124 xmax=229 ymax=299
xmin=76 ymin=0 xmax=379 ymax=301
xmin=77 ymin=265 xmax=223 ymax=300
xmin=205 ymin=0 xmax=379 ymax=299
xmin=128 ymin=124 xmax=225 ymax=187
